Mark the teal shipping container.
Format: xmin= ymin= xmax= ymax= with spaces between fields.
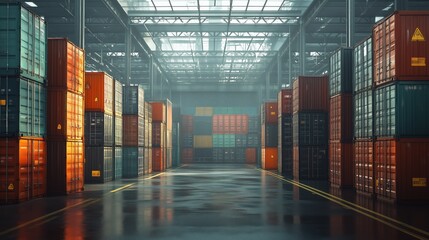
xmin=114 ymin=147 xmax=122 ymax=180
xmin=0 ymin=3 xmax=46 ymax=82
xmin=84 ymin=147 xmax=113 ymax=184
xmin=212 ymin=134 xmax=236 ymax=148
xmin=0 ymin=76 xmax=46 ymax=137
xmin=375 ymin=82 xmax=429 ymax=137
xmin=122 ymin=147 xmax=144 ymax=178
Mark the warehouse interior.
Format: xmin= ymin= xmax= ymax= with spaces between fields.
xmin=1 ymin=0 xmax=429 ymax=239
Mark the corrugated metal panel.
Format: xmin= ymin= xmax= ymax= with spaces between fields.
xmin=84 ymin=146 xmax=113 ymax=183
xmin=84 ymin=112 xmax=113 ymax=146
xmin=278 ymin=89 xmax=293 ymax=116
xmin=246 ymin=133 xmax=259 ymax=147
xmin=329 ymin=94 xmax=353 ymax=141
xmin=0 ymin=76 xmax=46 ymax=137
xmin=114 ymin=80 xmax=122 ymax=116
xmin=193 ymin=116 xmax=212 ymax=135
xmin=193 ymin=148 xmax=212 ymax=162
xmin=151 ymin=102 xmax=166 ymax=123
xmin=293 ymin=76 xmax=329 ymax=113
xmin=193 ymin=135 xmax=213 ymax=148
xmin=122 ymin=147 xmax=144 ymax=178
xmin=261 ymin=123 xmax=278 ymax=147
xmin=354 ymin=139 xmax=374 ymax=195
xmin=122 ymin=115 xmax=144 ymax=147
xmin=293 ymin=145 xmax=328 ymax=180
xmin=353 ymin=37 xmax=372 ymax=92
xmin=354 ymin=90 xmax=373 ymax=139
xmin=329 ymin=48 xmax=353 ymax=96
xmin=152 ymin=147 xmax=165 ymax=171
xmin=123 ymin=85 xmax=144 ymax=116
xmin=329 ymin=141 xmax=353 ymax=188
xmin=84 ymin=72 xmax=114 ymax=115
xmin=293 ymin=112 xmax=328 ymax=146
xmin=114 ymin=147 xmax=122 ymax=180
xmin=152 ymin=122 xmax=165 ymax=147
xmin=0 ymin=3 xmax=46 ymax=82
xmin=278 ymin=146 xmax=293 ymax=177
xmin=114 ymin=116 xmax=122 ymax=146
xmin=261 ymin=102 xmax=278 ymax=124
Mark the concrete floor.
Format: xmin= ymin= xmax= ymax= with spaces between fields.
xmin=0 ymin=164 xmax=428 ymax=240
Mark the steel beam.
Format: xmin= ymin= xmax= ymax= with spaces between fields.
xmin=128 ymin=10 xmax=301 ymax=18
xmin=125 ymin=27 xmax=131 ymax=85
xmin=74 ymin=0 xmax=85 ymax=48
xmin=347 ymin=0 xmax=355 ymax=47
xmin=134 ymin=24 xmax=298 ymax=33
xmin=299 ymin=19 xmax=306 ymax=75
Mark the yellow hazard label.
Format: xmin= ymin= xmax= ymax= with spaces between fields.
xmin=0 ymin=100 xmax=6 ymax=106
xmin=57 ymin=124 xmax=62 ymax=130
xmin=94 ymin=97 xmax=98 ymax=102
xmin=412 ymin=178 xmax=427 ymax=187
xmin=270 ymin=111 xmax=276 ymax=116
xmin=411 ymin=27 xmax=425 ymax=41
xmin=411 ymin=57 xmax=426 ymax=67
xmin=92 ymin=170 xmax=101 ymax=177
xmin=8 ymin=183 xmax=14 ymax=191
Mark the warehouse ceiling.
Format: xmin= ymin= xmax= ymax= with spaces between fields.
xmin=16 ymin=0 xmax=429 ymax=93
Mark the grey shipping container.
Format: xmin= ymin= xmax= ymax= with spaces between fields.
xmin=122 ymin=85 xmax=144 ymax=116
xmin=0 ymin=76 xmax=46 ymax=137
xmin=329 ymin=48 xmax=353 ymax=96
xmin=279 ymin=146 xmax=293 ymax=177
xmin=246 ymin=133 xmax=259 ymax=147
xmin=279 ymin=115 xmax=293 ymax=146
xmin=375 ymin=82 xmax=429 ymax=137
xmin=354 ymin=89 xmax=373 ymax=139
xmin=114 ymin=116 xmax=123 ymax=146
xmin=248 ymin=116 xmax=259 ymax=133
xmin=85 ymin=112 xmax=114 ymax=146
xmin=294 ymin=145 xmax=328 ymax=180
xmin=193 ymin=116 xmax=212 ymax=135
xmin=85 ymin=146 xmax=113 ymax=183
xmin=122 ymin=147 xmax=144 ymax=178
xmin=182 ymin=134 xmax=193 ymax=147
xmin=194 ymin=148 xmax=212 ymax=162
xmin=293 ymin=112 xmax=328 ymax=146
xmin=114 ymin=147 xmax=122 ymax=180
xmin=235 ymin=134 xmax=247 ymax=147
xmin=261 ymin=124 xmax=278 ymax=147
xmin=0 ymin=3 xmax=46 ymax=82
xmin=353 ymin=37 xmax=372 ymax=92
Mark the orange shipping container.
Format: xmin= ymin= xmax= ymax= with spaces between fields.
xmin=293 ymin=76 xmax=329 ymax=113
xmin=47 ymin=38 xmax=85 ymax=94
xmin=329 ymin=141 xmax=353 ymax=188
xmin=152 ymin=147 xmax=165 ymax=172
xmin=85 ymin=72 xmax=114 ymax=115
xmin=329 ymin=94 xmax=353 ymax=141
xmin=47 ymin=140 xmax=84 ymax=195
xmin=151 ymin=102 xmax=166 ymax=123
xmin=278 ymin=89 xmax=293 ymax=116
xmin=354 ymin=139 xmax=374 ymax=195
xmin=123 ymin=115 xmax=144 ymax=147
xmin=245 ymin=148 xmax=257 ymax=164
xmin=47 ymin=90 xmax=84 ymax=140
xmin=261 ymin=147 xmax=278 ymax=170
xmin=0 ymin=138 xmax=46 ymax=203
xmin=261 ymin=102 xmax=278 ymax=124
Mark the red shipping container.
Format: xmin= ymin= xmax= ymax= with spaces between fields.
xmin=261 ymin=102 xmax=278 ymax=124
xmin=329 ymin=94 xmax=353 ymax=141
xmin=245 ymin=148 xmax=257 ymax=164
xmin=47 ymin=38 xmax=85 ymax=94
xmin=293 ymin=76 xmax=329 ymax=113
xmin=375 ymin=138 xmax=429 ymax=202
xmin=85 ymin=72 xmax=114 ymax=115
xmin=47 ymin=140 xmax=84 ymax=195
xmin=152 ymin=147 xmax=165 ymax=171
xmin=151 ymin=102 xmax=166 ymax=123
xmin=329 ymin=141 xmax=353 ymax=188
xmin=0 ymin=138 xmax=46 ymax=203
xmin=261 ymin=147 xmax=278 ymax=170
xmin=180 ymin=115 xmax=193 ymax=134
xmin=278 ymin=89 xmax=293 ymax=115
xmin=47 ymin=90 xmax=84 ymax=141
xmin=123 ymin=115 xmax=144 ymax=146
xmin=354 ymin=140 xmax=375 ymax=195
xmin=152 ymin=122 xmax=165 ymax=147
xmin=181 ymin=148 xmax=193 ymax=163
xmin=373 ymin=11 xmax=429 ymax=86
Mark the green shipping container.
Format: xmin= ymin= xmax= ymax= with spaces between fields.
xmin=0 ymin=3 xmax=46 ymax=82
xmin=0 ymin=76 xmax=46 ymax=137
xmin=212 ymin=134 xmax=235 ymax=148
xmin=375 ymin=82 xmax=429 ymax=137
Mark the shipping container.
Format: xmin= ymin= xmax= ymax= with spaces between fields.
xmin=329 ymin=94 xmax=353 ymax=141
xmin=194 ymin=148 xmax=212 ymax=162
xmin=293 ymin=145 xmax=328 ymax=180
xmin=354 ymin=139 xmax=374 ymax=195
xmin=261 ymin=147 xmax=278 ymax=170
xmin=47 ymin=38 xmax=84 ymax=94
xmin=181 ymin=134 xmax=193 ymax=148
xmin=166 ymin=147 xmax=173 ymax=169
xmin=212 ymin=134 xmax=236 ymax=148
xmin=47 ymin=140 xmax=84 ymax=196
xmin=235 ymin=134 xmax=247 ymax=148
xmin=0 ymin=76 xmax=46 ymax=137
xmin=213 ymin=107 xmax=257 ymax=115
xmin=279 ymin=115 xmax=293 ymax=146
xmin=114 ymin=80 xmax=122 ymax=116
xmin=114 ymin=147 xmax=122 ymax=180
xmin=47 ymin=89 xmax=84 ymax=140
xmin=114 ymin=116 xmax=122 ymax=146
xmin=0 ymin=138 xmax=46 ymax=203
xmin=373 ymin=11 xmax=429 ymax=85
xmin=166 ymin=99 xmax=173 ymax=131
xmin=248 ymin=116 xmax=259 ymax=133
xmin=143 ymin=147 xmax=151 ymax=175
xmin=84 ymin=146 xmax=113 ymax=183
xmin=180 ymin=115 xmax=193 ymax=134
xmin=85 ymin=72 xmax=114 ymax=115
xmin=181 ymin=148 xmax=193 ymax=163
xmin=152 ymin=122 xmax=165 ymax=147
xmin=293 ymin=112 xmax=328 ymax=146
xmin=354 ymin=90 xmax=373 ymax=139
xmin=329 ymin=48 xmax=353 ymax=96
xmin=151 ymin=102 xmax=166 ymax=123
xmin=0 ymin=3 xmax=46 ymax=82
xmin=212 ymin=148 xmax=225 ymax=162
xmin=212 ymin=115 xmax=248 ymax=134
xmin=246 ymin=133 xmax=259 ymax=147
xmin=123 ymin=85 xmax=144 ymax=116
xmin=245 ymin=148 xmax=257 ymax=164
xmin=123 ymin=115 xmax=144 ymax=146
xmin=293 ymin=76 xmax=329 ymax=113
xmin=375 ymin=82 xmax=429 ymax=137
xmin=278 ymin=89 xmax=293 ymax=116
xmin=193 ymin=135 xmax=213 ymax=148
xmin=261 ymin=102 xmax=278 ymax=124
xmin=261 ymin=123 xmax=278 ymax=147
xmin=329 ymin=141 xmax=353 ymax=188
xmin=195 ymin=107 xmax=213 ymax=116
xmin=353 ymin=37 xmax=372 ymax=92
xmin=152 ymin=147 xmax=165 ymax=171
xmin=375 ymin=138 xmax=429 ymax=202
xmin=122 ymin=147 xmax=144 ymax=178
xmin=278 ymin=146 xmax=293 ymax=177
xmin=84 ymin=112 xmax=114 ymax=147
xmin=193 ymin=116 xmax=212 ymax=135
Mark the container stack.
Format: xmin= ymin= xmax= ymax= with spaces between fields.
xmin=193 ymin=107 xmax=213 ymax=162
xmin=172 ymin=107 xmax=181 ymax=167
xmin=113 ymin=80 xmax=123 ymax=180
xmin=46 ymin=38 xmax=85 ymax=195
xmin=151 ymin=101 xmax=167 ymax=171
xmin=180 ymin=115 xmax=193 ymax=163
xmin=144 ymin=102 xmax=153 ymax=175
xmin=261 ymin=102 xmax=278 ymax=170
xmin=277 ymin=89 xmax=293 ymax=176
xmin=293 ymin=76 xmax=329 ymax=180
xmin=122 ymin=85 xmax=145 ymax=178
xmin=0 ymin=3 xmax=47 ymax=203
xmin=329 ymin=48 xmax=354 ymax=188
xmin=84 ymin=72 xmax=114 ymax=183
xmin=372 ymin=11 xmax=429 ymax=202
xmin=353 ymin=37 xmax=374 ymax=196
xmin=246 ymin=116 xmax=259 ymax=164
xmin=165 ymin=100 xmax=173 ymax=168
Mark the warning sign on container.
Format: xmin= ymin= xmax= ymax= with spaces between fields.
xmin=411 ymin=57 xmax=426 ymax=67
xmin=412 ymin=178 xmax=427 ymax=187
xmin=0 ymin=100 xmax=6 ymax=106
xmin=411 ymin=27 xmax=425 ymax=41
xmin=92 ymin=170 xmax=101 ymax=177
xmin=8 ymin=184 xmax=14 ymax=191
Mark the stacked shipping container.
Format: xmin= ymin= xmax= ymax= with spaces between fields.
xmin=113 ymin=80 xmax=123 ymax=179
xmin=144 ymin=102 xmax=153 ymax=175
xmin=278 ymin=89 xmax=293 ymax=176
xmin=293 ymin=76 xmax=329 ymax=180
xmin=151 ymin=101 xmax=169 ymax=171
xmin=329 ymin=48 xmax=354 ymax=188
xmin=0 ymin=3 xmax=47 ymax=203
xmin=261 ymin=102 xmax=278 ymax=170
xmin=46 ymin=38 xmax=85 ymax=195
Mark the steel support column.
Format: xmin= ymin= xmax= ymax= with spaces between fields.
xmin=288 ymin=28 xmax=292 ymax=87
xmin=347 ymin=0 xmax=355 ymax=47
xmin=277 ymin=53 xmax=281 ymax=89
xmin=265 ymin=72 xmax=270 ymax=100
xmin=74 ymin=0 xmax=85 ymax=48
xmin=150 ymin=56 xmax=154 ymax=100
xmin=125 ymin=27 xmax=131 ymax=85
xmin=299 ymin=19 xmax=306 ymax=75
